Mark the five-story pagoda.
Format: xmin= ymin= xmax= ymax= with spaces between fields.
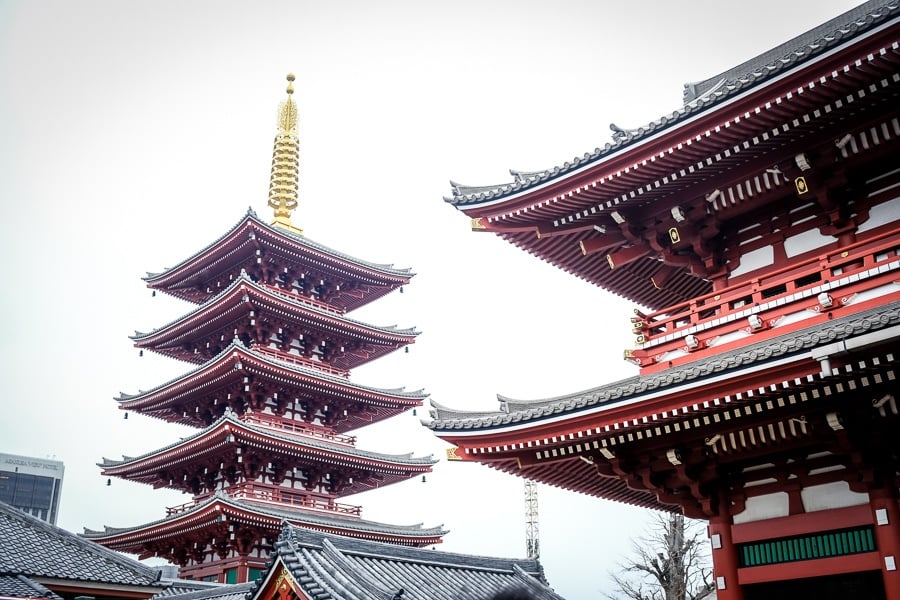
xmin=84 ymin=75 xmax=444 ymax=583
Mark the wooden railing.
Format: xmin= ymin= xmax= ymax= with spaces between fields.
xmin=258 ymin=282 xmax=345 ymax=314
xmin=252 ymin=345 xmax=350 ymax=378
xmin=628 ymin=230 xmax=900 ymax=371
xmin=242 ymin=412 xmax=356 ymax=446
xmin=167 ymin=483 xmax=362 ymax=517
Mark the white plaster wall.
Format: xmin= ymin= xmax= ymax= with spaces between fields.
xmin=732 ymin=492 xmax=789 ymax=524
xmin=784 ymin=228 xmax=832 ymax=258
xmin=801 ymin=481 xmax=869 ymax=512
xmin=728 ymin=246 xmax=774 ymax=278
xmin=857 ymin=194 xmax=900 ymax=233
xmin=731 ymin=482 xmax=869 ymax=525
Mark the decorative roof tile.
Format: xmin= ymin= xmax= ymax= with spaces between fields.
xmin=145 ymin=209 xmax=413 ymax=281
xmin=427 ymin=302 xmax=900 ymax=431
xmin=245 ymin=524 xmax=564 ymax=600
xmin=0 ymin=502 xmax=161 ymax=588
xmin=152 ymin=581 xmax=256 ymax=600
xmin=446 ymin=0 xmax=899 ymax=207
xmin=0 ymin=574 xmax=62 ymax=600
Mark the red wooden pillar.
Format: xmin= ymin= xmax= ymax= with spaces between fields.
xmin=708 ymin=514 xmax=744 ymax=600
xmin=870 ymin=488 xmax=900 ymax=600
xmin=237 ymin=556 xmax=250 ymax=583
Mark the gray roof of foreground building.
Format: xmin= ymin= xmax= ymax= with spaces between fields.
xmin=152 ymin=581 xmax=257 ymax=600
xmin=446 ymin=0 xmax=899 ymax=206
xmin=247 ymin=523 xmax=566 ymax=600
xmin=0 ymin=574 xmax=62 ymax=600
xmin=0 ymin=501 xmax=162 ymax=594
xmin=427 ymin=302 xmax=900 ymax=431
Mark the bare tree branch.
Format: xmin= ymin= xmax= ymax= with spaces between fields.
xmin=606 ymin=513 xmax=713 ymax=600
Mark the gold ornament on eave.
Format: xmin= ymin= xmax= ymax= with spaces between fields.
xmin=268 ymin=73 xmax=303 ymax=235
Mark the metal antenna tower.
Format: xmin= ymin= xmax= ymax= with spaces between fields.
xmin=524 ymin=479 xmax=540 ymax=558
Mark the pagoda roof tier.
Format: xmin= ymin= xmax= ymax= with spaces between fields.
xmin=132 ymin=273 xmax=418 ymax=368
xmin=81 ymin=492 xmax=447 ymax=559
xmin=116 ymin=341 xmax=426 ymax=432
xmin=427 ymin=302 xmax=900 ymax=516
xmin=443 ymin=1 xmax=899 ymax=310
xmin=144 ymin=210 xmax=413 ymax=310
xmin=100 ymin=412 xmax=435 ymax=496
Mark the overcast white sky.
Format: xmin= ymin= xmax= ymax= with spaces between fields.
xmin=0 ymin=1 xmax=863 ymax=597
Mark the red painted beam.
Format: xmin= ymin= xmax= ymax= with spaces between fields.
xmin=731 ymin=504 xmax=873 ymax=543
xmin=737 ymin=551 xmax=880 ymax=584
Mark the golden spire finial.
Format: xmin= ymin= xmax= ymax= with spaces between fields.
xmin=268 ymin=73 xmax=302 ymax=235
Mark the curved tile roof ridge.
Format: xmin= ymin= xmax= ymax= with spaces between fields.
xmin=144 ymin=207 xmax=254 ymax=279
xmin=151 ymin=581 xmax=257 ymax=600
xmin=427 ymin=302 xmax=900 ymax=430
xmin=683 ymin=0 xmax=898 ymax=104
xmin=286 ymin=526 xmax=543 ymax=573
xmin=132 ymin=273 xmax=420 ymax=341
xmin=510 ymin=563 xmax=558 ymax=594
xmin=144 ymin=209 xmax=413 ymax=281
xmin=291 ymin=543 xmax=366 ymax=599
xmin=446 ymin=0 xmax=899 ymax=207
xmin=263 ymin=526 xmax=565 ymax=600
xmin=318 ymin=538 xmax=388 ymax=597
xmin=269 ymin=214 xmax=413 ymax=277
xmin=426 ymin=398 xmax=512 ymax=421
xmin=84 ymin=493 xmax=447 ymax=540
xmin=0 ymin=574 xmax=63 ymax=600
xmin=117 ymin=341 xmax=428 ymax=403
xmin=99 ymin=411 xmax=436 ymax=468
xmin=0 ymin=502 xmax=161 ymax=585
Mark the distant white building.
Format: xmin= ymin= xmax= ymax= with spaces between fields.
xmin=0 ymin=452 xmax=64 ymax=524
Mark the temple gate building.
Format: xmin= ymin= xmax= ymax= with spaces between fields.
xmin=84 ymin=75 xmax=443 ymax=584
xmin=428 ymin=2 xmax=900 ymax=598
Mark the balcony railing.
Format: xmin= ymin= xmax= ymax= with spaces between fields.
xmin=166 ymin=483 xmax=362 ymax=517
xmin=241 ymin=412 xmax=357 ymax=445
xmin=628 ymin=230 xmax=900 ymax=372
xmin=252 ymin=345 xmax=350 ymax=379
xmin=259 ymin=282 xmax=345 ymax=315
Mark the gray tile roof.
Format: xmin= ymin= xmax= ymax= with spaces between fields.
xmin=0 ymin=501 xmax=161 ymax=589
xmin=246 ymin=524 xmax=566 ymax=600
xmin=0 ymin=574 xmax=62 ymax=600
xmin=153 ymin=581 xmax=256 ymax=600
xmin=446 ymin=0 xmax=899 ymax=206
xmin=427 ymin=302 xmax=900 ymax=431
xmin=681 ymin=0 xmax=895 ymax=104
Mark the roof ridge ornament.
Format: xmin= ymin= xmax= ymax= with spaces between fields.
xmin=268 ymin=73 xmax=303 ymax=235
